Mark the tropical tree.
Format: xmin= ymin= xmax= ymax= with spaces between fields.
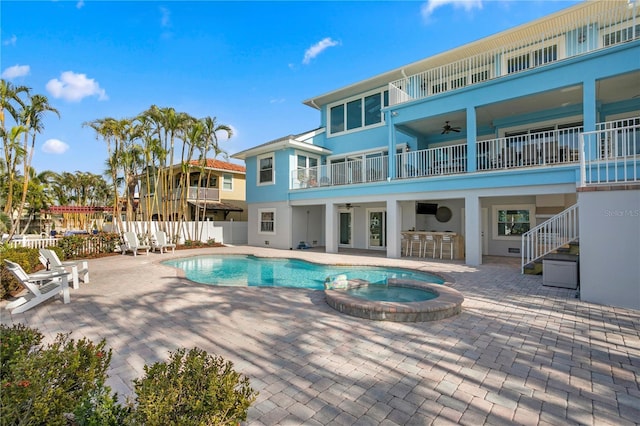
xmin=12 ymin=94 xmax=59 ymax=233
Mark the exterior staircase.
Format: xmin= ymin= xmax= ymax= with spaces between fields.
xmin=521 ymin=204 xmax=579 ymax=274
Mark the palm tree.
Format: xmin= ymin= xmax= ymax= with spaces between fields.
xmin=12 ymin=94 xmax=59 ymax=233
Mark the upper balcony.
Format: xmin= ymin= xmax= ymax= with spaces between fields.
xmin=389 ymin=1 xmax=639 ymax=106
xmin=143 ymin=186 xmax=220 ymax=202
xmin=291 ymin=119 xmax=640 ymax=190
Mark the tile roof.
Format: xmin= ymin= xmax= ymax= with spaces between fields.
xmin=187 ymin=159 xmax=246 ymax=173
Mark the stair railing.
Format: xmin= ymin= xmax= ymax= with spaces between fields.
xmin=521 ymin=204 xmax=579 ymax=273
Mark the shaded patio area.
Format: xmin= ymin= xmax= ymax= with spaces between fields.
xmin=1 ymin=246 xmax=638 ymax=425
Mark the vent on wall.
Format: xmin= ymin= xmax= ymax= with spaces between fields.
xmin=508 ymin=248 xmax=520 ymax=254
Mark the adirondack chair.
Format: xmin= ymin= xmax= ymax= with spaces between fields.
xmin=121 ymin=231 xmax=150 ymax=256
xmin=3 ymin=259 xmax=70 ymax=314
xmin=151 ymin=230 xmax=176 ymax=254
xmin=39 ymin=248 xmax=89 ymax=289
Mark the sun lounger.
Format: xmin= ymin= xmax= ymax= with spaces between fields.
xmin=121 ymin=231 xmax=151 ymax=256
xmin=151 ymin=230 xmax=176 ymax=254
xmin=39 ymin=248 xmax=89 ymax=289
xmin=3 ymin=259 xmax=70 ymax=314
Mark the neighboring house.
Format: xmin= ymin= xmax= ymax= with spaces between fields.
xmin=139 ymin=159 xmax=247 ymax=222
xmin=233 ymin=0 xmax=639 ymax=309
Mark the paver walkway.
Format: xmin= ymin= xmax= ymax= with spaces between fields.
xmin=1 ymin=246 xmax=639 ymax=425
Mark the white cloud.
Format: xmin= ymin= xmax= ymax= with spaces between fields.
xmin=1 ymin=64 xmax=30 ymax=79
xmin=42 ymin=139 xmax=70 ymax=154
xmin=421 ymin=0 xmax=483 ymax=20
xmin=303 ymin=37 xmax=340 ymax=65
xmin=46 ymin=71 xmax=108 ymax=102
xmin=160 ymin=6 xmax=171 ymax=27
xmin=3 ymin=35 xmax=17 ymax=46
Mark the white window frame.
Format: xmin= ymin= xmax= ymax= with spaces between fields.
xmin=492 ymin=204 xmax=536 ymax=240
xmin=222 ymin=173 xmax=233 ymax=191
xmin=258 ymin=208 xmax=276 ymax=235
xmin=257 ymin=153 xmax=275 ymax=186
xmin=502 ymin=38 xmax=564 ymax=76
xmin=327 ymin=88 xmax=388 ymax=138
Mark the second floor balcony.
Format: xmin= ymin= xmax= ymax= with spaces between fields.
xmin=291 ymin=119 xmax=639 ymax=189
xmin=143 ymin=186 xmax=220 ymax=202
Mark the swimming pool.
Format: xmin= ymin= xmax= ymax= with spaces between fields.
xmin=164 ymin=255 xmax=444 ymax=290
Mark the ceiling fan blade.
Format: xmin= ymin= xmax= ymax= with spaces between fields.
xmin=441 ymin=129 xmax=447 ymax=134
xmin=452 ymin=128 xmax=460 ymax=132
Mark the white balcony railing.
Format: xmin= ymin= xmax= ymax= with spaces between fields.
xmin=389 ymin=2 xmax=639 ymax=106
xmin=291 ymin=156 xmax=388 ymax=189
xmin=580 ymin=117 xmax=640 ymax=186
xmin=477 ymin=126 xmax=583 ymax=171
xmin=394 ymin=144 xmax=467 ymax=179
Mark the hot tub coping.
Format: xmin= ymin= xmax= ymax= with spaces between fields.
xmin=325 ymin=278 xmax=464 ymax=322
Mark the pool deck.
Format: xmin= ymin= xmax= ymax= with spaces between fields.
xmin=1 ymin=246 xmax=639 ymax=425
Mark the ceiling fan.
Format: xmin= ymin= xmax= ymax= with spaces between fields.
xmin=344 ymin=203 xmax=360 ymax=209
xmin=441 ymin=121 xmax=461 ymax=134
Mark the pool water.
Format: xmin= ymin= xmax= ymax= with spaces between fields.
xmin=346 ymin=285 xmax=437 ymax=302
xmin=164 ymin=255 xmax=444 ymax=290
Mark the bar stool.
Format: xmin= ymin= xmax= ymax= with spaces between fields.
xmin=408 ymin=233 xmax=422 ymax=257
xmin=422 ymin=234 xmax=437 ymax=258
xmin=440 ymin=234 xmax=454 ymax=259
xmin=400 ymin=233 xmax=410 ymax=256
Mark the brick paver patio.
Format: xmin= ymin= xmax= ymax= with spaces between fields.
xmin=1 ymin=246 xmax=638 ymax=425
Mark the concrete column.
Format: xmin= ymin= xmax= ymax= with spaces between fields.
xmin=386 ymin=199 xmax=401 ymax=258
xmin=466 ymin=106 xmax=477 ymax=172
xmin=464 ymin=194 xmax=482 ymax=266
xmin=325 ymin=202 xmax=338 ymax=253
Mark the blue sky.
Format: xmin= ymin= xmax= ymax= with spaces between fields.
xmin=1 ymin=0 xmax=580 ymax=176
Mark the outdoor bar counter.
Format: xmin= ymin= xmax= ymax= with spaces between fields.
xmin=402 ymin=231 xmax=465 ymax=260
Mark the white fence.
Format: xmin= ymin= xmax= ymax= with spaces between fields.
xmin=108 ymin=221 xmax=248 ymax=245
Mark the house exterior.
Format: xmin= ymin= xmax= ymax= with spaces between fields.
xmin=233 ymin=0 xmax=639 ymax=309
xmin=139 ymin=159 xmax=247 ymax=222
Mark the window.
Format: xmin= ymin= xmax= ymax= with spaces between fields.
xmin=346 ymin=99 xmax=362 ymax=130
xmin=259 ymin=209 xmax=275 ymax=234
xmin=222 ymin=173 xmax=232 ymax=191
xmin=330 ymin=104 xmax=345 ymax=133
xmin=328 ymin=89 xmax=388 ymax=136
xmin=296 ymin=154 xmax=319 ymax=185
xmin=493 ymin=205 xmax=535 ymax=239
xmin=603 ymin=24 xmax=640 ymax=47
xmin=364 ymin=93 xmax=382 ymax=126
xmin=258 ymin=154 xmax=274 ymax=185
xmin=507 ymin=44 xmax=558 ymax=74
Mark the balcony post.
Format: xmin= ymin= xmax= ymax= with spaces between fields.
xmin=466 ymin=107 xmax=477 ymax=172
xmin=583 ymin=77 xmax=598 ymax=161
xmin=386 ymin=110 xmax=396 ymax=180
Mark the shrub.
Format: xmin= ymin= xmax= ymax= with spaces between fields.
xmin=0 ymin=327 xmax=114 ymax=426
xmin=0 ymin=324 xmax=44 ymax=379
xmin=0 ymin=247 xmax=42 ymax=299
xmin=131 ymin=347 xmax=258 ymax=425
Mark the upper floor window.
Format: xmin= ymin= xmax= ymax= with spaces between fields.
xmin=222 ymin=173 xmax=232 ymax=191
xmin=328 ymin=89 xmax=389 ymax=136
xmin=507 ymin=43 xmax=558 ymax=74
xmin=603 ymin=24 xmax=640 ymax=47
xmin=258 ymin=153 xmax=274 ymax=185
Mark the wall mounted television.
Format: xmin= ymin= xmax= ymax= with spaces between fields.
xmin=416 ymin=203 xmax=438 ymax=215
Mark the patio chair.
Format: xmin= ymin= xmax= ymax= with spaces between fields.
xmin=121 ymin=231 xmax=150 ymax=257
xmin=3 ymin=259 xmax=70 ymax=314
xmin=38 ymin=248 xmax=89 ymax=289
xmin=151 ymin=230 xmax=176 ymax=254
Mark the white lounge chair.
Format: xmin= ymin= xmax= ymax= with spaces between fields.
xmin=39 ymin=248 xmax=89 ymax=289
xmin=3 ymin=259 xmax=70 ymax=314
xmin=152 ymin=230 xmax=176 ymax=254
xmin=121 ymin=231 xmax=150 ymax=256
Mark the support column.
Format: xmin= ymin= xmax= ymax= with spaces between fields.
xmin=464 ymin=194 xmax=482 ymax=266
xmin=466 ymin=106 xmax=477 ymax=172
xmin=386 ymin=199 xmax=402 ymax=258
xmin=387 ymin=110 xmax=396 ymax=180
xmin=583 ymin=77 xmax=598 ymax=161
xmin=325 ymin=202 xmax=338 ymax=253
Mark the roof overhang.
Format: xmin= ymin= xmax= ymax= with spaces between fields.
xmin=231 ymin=128 xmax=331 ymax=160
xmin=302 ymin=0 xmax=621 ymax=109
xmin=187 ymin=200 xmax=244 ymax=212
